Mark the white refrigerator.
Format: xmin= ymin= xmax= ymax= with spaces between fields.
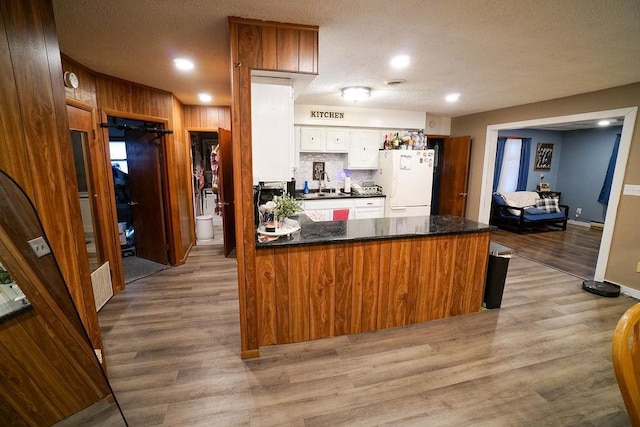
xmin=374 ymin=150 xmax=435 ymax=217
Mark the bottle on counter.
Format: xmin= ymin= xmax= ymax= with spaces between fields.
xmin=303 ymin=180 xmax=309 ymax=194
xmin=384 ymin=134 xmax=391 ymax=150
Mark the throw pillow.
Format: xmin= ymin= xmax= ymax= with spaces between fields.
xmin=536 ymin=197 xmax=561 ymax=213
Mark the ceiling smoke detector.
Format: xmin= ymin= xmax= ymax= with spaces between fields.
xmin=384 ymin=79 xmax=406 ymax=86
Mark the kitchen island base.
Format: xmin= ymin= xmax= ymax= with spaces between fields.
xmin=255 ymin=231 xmax=490 ymax=347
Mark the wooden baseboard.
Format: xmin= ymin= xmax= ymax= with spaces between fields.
xmin=241 ymin=349 xmax=260 ymax=359
xmin=590 ymin=221 xmax=605 ymax=229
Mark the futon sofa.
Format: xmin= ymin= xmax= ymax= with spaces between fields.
xmin=490 ymin=191 xmax=568 ymax=233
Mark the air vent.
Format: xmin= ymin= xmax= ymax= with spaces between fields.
xmin=384 ymin=79 xmax=406 ymax=86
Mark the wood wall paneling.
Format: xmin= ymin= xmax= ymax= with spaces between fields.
xmin=360 ymin=242 xmax=380 ymax=333
xmin=229 ymin=17 xmax=319 ymax=357
xmin=254 ymin=233 xmax=489 ymax=347
xmin=276 ymin=27 xmax=299 ymax=72
xmin=309 ymin=244 xmax=336 ymax=340
xmin=288 ymin=246 xmax=310 ymax=342
xmin=0 ymin=13 xmax=34 ymax=198
xmin=0 ymin=165 xmax=111 ymax=424
xmin=1 ymin=0 xmax=104 ymax=353
xmin=334 ymin=243 xmax=354 ymax=336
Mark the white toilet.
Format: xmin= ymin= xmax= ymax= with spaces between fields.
xmin=195 ymin=215 xmax=214 ymax=242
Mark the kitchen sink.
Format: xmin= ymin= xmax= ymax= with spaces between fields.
xmin=300 ymin=192 xmax=348 ymax=199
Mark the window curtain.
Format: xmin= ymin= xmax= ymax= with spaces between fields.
xmin=493 ymin=137 xmax=507 ymax=192
xmin=496 ymin=138 xmax=522 ymax=193
xmin=598 ymin=133 xmax=621 ymax=205
xmin=516 ymin=138 xmax=531 ymax=191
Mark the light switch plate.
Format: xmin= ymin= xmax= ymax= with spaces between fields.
xmin=623 ymin=184 xmax=640 ymax=196
xmin=28 ymin=236 xmax=51 ymax=258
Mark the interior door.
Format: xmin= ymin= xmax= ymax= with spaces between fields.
xmin=218 ymin=128 xmax=236 ymax=257
xmin=66 ymin=105 xmax=102 ymax=271
xmin=124 ymin=130 xmax=169 ymax=264
xmin=438 ymin=136 xmax=472 ymax=217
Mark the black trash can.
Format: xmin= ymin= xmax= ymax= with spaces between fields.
xmin=483 ymin=242 xmax=513 ymax=309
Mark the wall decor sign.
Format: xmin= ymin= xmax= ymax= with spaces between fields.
xmin=534 ymin=143 xmax=554 ymax=171
xmin=310 ymin=110 xmax=345 ymax=119
xmin=312 ymin=161 xmax=325 ymax=180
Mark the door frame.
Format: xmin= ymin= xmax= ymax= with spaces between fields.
xmin=184 ymin=126 xmax=218 ymax=244
xmin=66 ymin=99 xmax=125 ymax=295
xmin=479 ymin=106 xmax=638 ymax=292
xmin=101 ymin=109 xmax=173 ymax=267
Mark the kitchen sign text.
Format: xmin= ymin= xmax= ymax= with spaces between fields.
xmin=310 ymin=110 xmax=345 ymax=119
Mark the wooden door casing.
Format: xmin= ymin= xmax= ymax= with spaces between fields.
xmin=437 ymin=136 xmax=472 ymax=217
xmin=124 ymin=130 xmax=169 ymax=265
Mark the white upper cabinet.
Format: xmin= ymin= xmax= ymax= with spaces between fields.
xmin=299 ymin=127 xmax=349 ymax=153
xmin=251 ymin=77 xmax=294 ymax=184
xmin=347 ymin=129 xmax=381 ymax=169
xmin=299 ymin=127 xmax=325 ymax=152
xmin=325 ymin=128 xmax=349 ymax=152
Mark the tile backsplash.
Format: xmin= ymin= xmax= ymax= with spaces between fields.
xmin=294 ymin=153 xmax=376 ymax=191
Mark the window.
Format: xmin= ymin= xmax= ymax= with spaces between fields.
xmin=497 ymin=138 xmax=522 ymax=193
xmin=109 ymin=141 xmax=128 ymax=174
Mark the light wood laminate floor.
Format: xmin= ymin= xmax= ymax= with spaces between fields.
xmin=99 ymin=242 xmax=637 ymax=426
xmin=491 ymin=223 xmax=603 ymax=280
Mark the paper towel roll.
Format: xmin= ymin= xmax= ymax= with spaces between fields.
xmin=344 ymin=177 xmax=351 ymax=193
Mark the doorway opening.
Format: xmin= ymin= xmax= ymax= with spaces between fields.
xmin=189 ymin=131 xmax=223 ymax=245
xmin=479 ymin=107 xmax=638 ymax=293
xmin=107 ymin=117 xmax=170 ymax=283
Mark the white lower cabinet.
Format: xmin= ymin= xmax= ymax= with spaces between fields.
xmin=301 ymin=197 xmax=385 ymax=221
xmin=353 ymin=197 xmax=384 ymax=219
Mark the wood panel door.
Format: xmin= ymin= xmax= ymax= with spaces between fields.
xmin=218 ymin=128 xmax=236 ymax=257
xmin=124 ymin=130 xmax=168 ymax=264
xmin=438 ymin=136 xmax=471 ymax=217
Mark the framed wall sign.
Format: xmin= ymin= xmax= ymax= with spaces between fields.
xmin=534 ymin=143 xmax=553 ymax=171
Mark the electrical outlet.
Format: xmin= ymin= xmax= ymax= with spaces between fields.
xmin=27 ymin=236 xmax=51 ymax=258
xmin=576 ymin=208 xmax=582 ymax=215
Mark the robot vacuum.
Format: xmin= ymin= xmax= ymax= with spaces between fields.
xmin=582 ymin=280 xmax=620 ymax=297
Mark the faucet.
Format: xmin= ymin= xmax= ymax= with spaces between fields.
xmin=318 ymin=171 xmax=330 ymax=194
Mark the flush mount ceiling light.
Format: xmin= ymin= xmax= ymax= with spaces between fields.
xmin=198 ymin=93 xmax=212 ymax=103
xmin=173 ymin=58 xmax=194 ymax=71
xmin=445 ymin=93 xmax=461 ymax=102
xmin=342 ymin=86 xmax=371 ymax=102
xmin=598 ymin=120 xmax=611 ymax=126
xmin=390 ymin=55 xmax=410 ymax=69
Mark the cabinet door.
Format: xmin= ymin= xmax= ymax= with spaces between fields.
xmin=251 ymin=77 xmax=293 ymax=184
xmin=354 ymin=207 xmax=384 ymax=219
xmin=325 ymin=128 xmax=349 ymax=152
xmin=300 ymin=127 xmax=325 ymax=152
xmin=348 ymin=130 xmax=381 ymax=169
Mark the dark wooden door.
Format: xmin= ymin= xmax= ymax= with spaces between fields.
xmin=218 ymin=128 xmax=236 ymax=257
xmin=438 ymin=136 xmax=472 ymax=217
xmin=124 ymin=130 xmax=169 ymax=264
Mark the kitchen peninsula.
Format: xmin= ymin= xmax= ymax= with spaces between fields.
xmin=255 ymin=215 xmax=493 ymax=347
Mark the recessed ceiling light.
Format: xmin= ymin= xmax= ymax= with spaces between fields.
xmin=598 ymin=120 xmax=611 ymax=126
xmin=341 ymin=87 xmax=371 ymax=102
xmin=174 ymin=58 xmax=194 ymax=71
xmin=390 ymin=55 xmax=410 ymax=69
xmin=445 ymin=93 xmax=461 ymax=102
xmin=198 ymin=93 xmax=212 ymax=103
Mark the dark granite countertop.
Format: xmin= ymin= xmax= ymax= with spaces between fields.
xmin=256 ymin=214 xmax=494 ymax=248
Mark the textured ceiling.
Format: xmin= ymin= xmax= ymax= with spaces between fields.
xmin=52 ymin=0 xmax=640 ymax=117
